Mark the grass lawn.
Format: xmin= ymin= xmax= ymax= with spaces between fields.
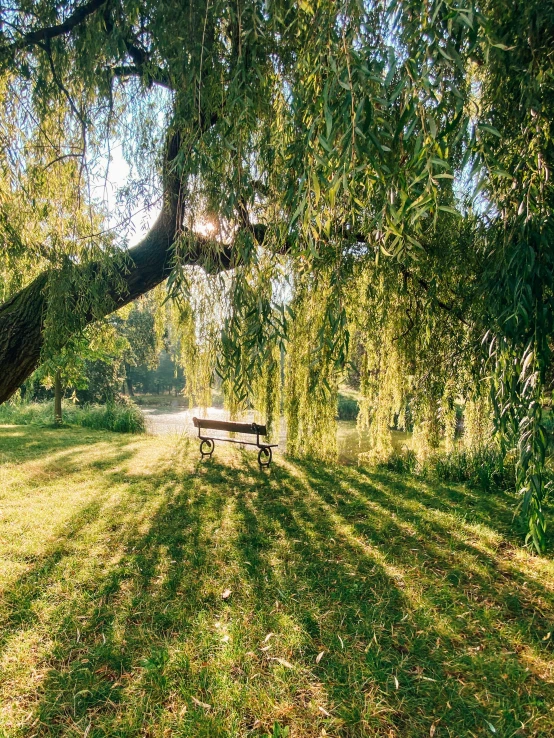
xmin=0 ymin=425 xmax=553 ymax=737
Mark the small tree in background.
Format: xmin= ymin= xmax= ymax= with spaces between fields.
xmin=31 ymin=323 xmax=128 ymax=424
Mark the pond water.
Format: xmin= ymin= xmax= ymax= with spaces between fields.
xmin=140 ymin=403 xmax=411 ymax=464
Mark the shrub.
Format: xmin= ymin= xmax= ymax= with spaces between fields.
xmin=337 ymin=393 xmax=359 ymax=421
xmin=381 ymin=448 xmax=418 ymax=474
xmin=76 ymin=401 xmax=146 ymax=433
xmin=0 ymin=401 xmax=53 ymax=425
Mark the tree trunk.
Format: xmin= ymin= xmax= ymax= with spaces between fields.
xmin=0 ymin=190 xmax=265 ymax=405
xmin=0 ymin=273 xmax=49 ymax=405
xmin=0 ymin=197 xmax=201 ymax=404
xmin=54 ymin=370 xmax=63 ymax=424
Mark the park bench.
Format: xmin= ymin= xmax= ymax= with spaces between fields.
xmin=192 ymin=417 xmax=277 ymax=468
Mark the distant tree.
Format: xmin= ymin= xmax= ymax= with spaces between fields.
xmin=31 ymin=322 xmax=128 ymax=422
xmin=114 ymin=297 xmax=162 ymax=396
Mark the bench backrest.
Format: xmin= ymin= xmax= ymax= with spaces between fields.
xmin=193 ymin=417 xmax=267 ymax=436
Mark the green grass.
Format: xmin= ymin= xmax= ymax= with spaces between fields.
xmin=0 ymin=401 xmax=145 ymax=434
xmin=1 ymin=425 xmax=553 ymax=737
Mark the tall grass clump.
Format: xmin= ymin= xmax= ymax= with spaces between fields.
xmin=380 ymin=446 xmax=515 ymax=493
xmin=0 ymin=400 xmax=53 ymax=426
xmin=76 ymin=402 xmax=146 ymax=433
xmin=0 ymin=400 xmax=145 ymax=434
xmin=426 ymin=447 xmax=515 ymax=492
xmin=381 ymin=448 xmax=418 ymax=475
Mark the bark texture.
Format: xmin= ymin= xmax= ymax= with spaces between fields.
xmin=54 ymin=370 xmax=62 ymax=423
xmin=0 ymin=272 xmax=49 ymax=403
xmin=0 ymin=110 xmax=275 ymax=406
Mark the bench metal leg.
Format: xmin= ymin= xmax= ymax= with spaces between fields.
xmin=258 ymin=446 xmax=272 ymax=468
xmin=200 ymin=438 xmax=214 ymax=458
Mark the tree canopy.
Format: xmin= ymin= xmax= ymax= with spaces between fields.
xmin=0 ymin=0 xmax=552 ymax=549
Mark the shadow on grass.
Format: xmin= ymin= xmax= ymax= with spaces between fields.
xmin=0 ymin=424 xmax=136 ymax=465
xmin=0 ymin=428 xmax=553 ymax=737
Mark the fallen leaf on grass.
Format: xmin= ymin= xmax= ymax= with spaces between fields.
xmin=221 ymin=589 xmax=232 ymax=599
xmin=430 ymin=724 xmax=436 ymax=737
xmin=270 ymin=657 xmax=294 ymax=669
xmin=315 ymin=651 xmax=325 ymax=664
xmin=191 ymin=696 xmax=211 ymax=710
xmin=319 ymin=706 xmax=331 ymax=717
xmin=263 ymin=632 xmax=275 ymax=643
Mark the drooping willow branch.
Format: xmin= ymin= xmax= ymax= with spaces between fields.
xmin=5 ymin=0 xmax=109 ymax=50
xmin=2 ymin=0 xmax=173 ymax=91
xmin=0 ymin=224 xmax=276 ymax=405
xmin=0 ymin=127 xmax=263 ymax=403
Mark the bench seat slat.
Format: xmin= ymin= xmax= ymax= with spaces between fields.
xmin=193 ymin=417 xmax=267 ymax=436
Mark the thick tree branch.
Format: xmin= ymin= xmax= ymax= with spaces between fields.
xmin=3 ymin=1 xmax=174 ymax=90
xmin=0 ymin=213 xmax=472 ymax=404
xmin=114 ymin=37 xmax=173 ymax=89
xmin=112 ymin=64 xmax=172 ymax=90
xmin=0 ymin=215 xmax=274 ymax=404
xmin=399 ymin=266 xmax=470 ymax=327
xmin=0 ymin=126 xmax=179 ymax=403
xmin=0 ymin=122 xmax=275 ymax=404
xmin=11 ymin=0 xmax=108 ymax=49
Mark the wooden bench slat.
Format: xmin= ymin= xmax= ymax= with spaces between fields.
xmin=193 ymin=417 xmax=267 ymax=436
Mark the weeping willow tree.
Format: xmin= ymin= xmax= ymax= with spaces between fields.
xmin=0 ymin=0 xmax=552 ymax=549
